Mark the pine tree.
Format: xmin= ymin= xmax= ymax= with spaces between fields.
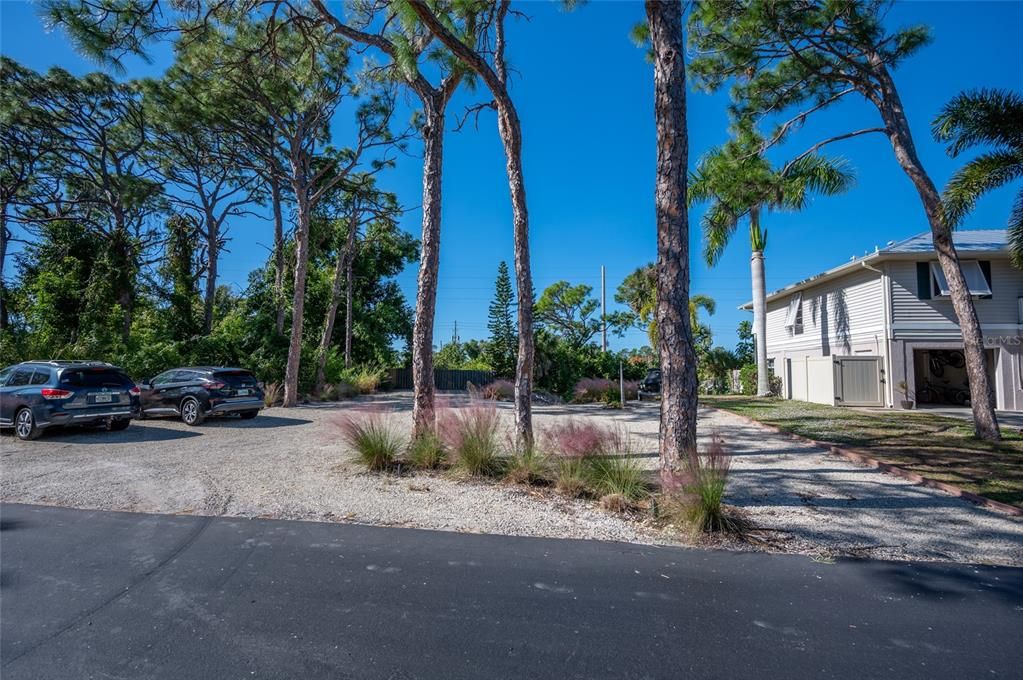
xmin=486 ymin=261 xmax=517 ymax=377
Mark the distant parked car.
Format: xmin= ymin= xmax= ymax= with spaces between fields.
xmin=638 ymin=368 xmax=661 ymax=400
xmin=137 ymin=367 xmax=263 ymax=425
xmin=0 ymin=360 xmax=140 ymax=440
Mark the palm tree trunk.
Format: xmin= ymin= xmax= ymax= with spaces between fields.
xmin=647 ymin=0 xmax=698 ymax=483
xmin=283 ymin=192 xmax=311 ymax=409
xmin=411 ymin=104 xmax=444 ymax=437
xmin=750 ymin=209 xmax=770 ymax=396
xmin=875 ymin=65 xmax=999 ymax=440
xmin=271 ymin=176 xmax=287 ymax=337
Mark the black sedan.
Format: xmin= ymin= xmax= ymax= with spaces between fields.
xmin=138 ymin=367 xmax=263 ymax=425
xmin=0 ymin=361 xmax=140 ymax=440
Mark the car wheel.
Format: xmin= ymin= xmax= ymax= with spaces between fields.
xmin=15 ymin=408 xmax=42 ymax=441
xmin=180 ymin=397 xmax=205 ymax=426
xmin=239 ymin=410 xmax=259 ymax=420
xmin=106 ymin=418 xmax=131 ymax=431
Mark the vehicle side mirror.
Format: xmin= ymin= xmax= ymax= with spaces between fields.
xmin=140 ymin=378 xmax=151 ymax=387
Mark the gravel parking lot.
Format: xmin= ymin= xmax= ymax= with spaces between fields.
xmin=2 ymin=393 xmax=1021 ymax=565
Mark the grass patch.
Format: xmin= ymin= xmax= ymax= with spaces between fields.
xmin=703 ymin=396 xmax=1023 ymax=508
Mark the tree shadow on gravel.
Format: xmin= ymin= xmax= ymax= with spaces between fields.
xmin=200 ymin=415 xmax=313 ymax=429
xmin=2 ymin=424 xmax=203 ymax=444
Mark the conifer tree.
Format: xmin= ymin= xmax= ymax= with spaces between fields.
xmin=486 ymin=261 xmax=517 ymax=377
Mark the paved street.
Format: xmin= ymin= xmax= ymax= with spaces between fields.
xmin=2 ymin=504 xmax=1021 ymax=679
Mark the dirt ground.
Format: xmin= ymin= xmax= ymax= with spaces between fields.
xmin=2 ymin=393 xmax=1021 ymax=566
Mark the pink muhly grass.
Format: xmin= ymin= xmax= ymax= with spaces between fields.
xmin=436 ymin=400 xmax=502 ymax=476
xmin=479 ymin=379 xmax=515 ymax=401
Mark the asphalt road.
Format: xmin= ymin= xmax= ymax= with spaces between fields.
xmin=2 ymin=504 xmax=1021 ymax=679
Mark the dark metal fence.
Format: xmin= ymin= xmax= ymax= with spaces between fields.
xmin=388 ymin=368 xmax=495 ymax=391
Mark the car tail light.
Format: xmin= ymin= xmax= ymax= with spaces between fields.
xmin=41 ymin=388 xmax=73 ymax=400
xmin=128 ymin=385 xmax=141 ymax=396
xmin=205 ymin=381 xmax=226 ymax=390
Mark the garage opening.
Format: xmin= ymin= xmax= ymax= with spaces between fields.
xmin=913 ymin=348 xmax=997 ymax=406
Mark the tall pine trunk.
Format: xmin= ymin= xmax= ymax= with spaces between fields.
xmin=344 ymin=251 xmax=354 ymax=368
xmin=283 ymin=193 xmax=311 ymax=408
xmin=875 ymin=65 xmax=999 ymax=440
xmin=271 ymin=176 xmax=287 ymax=337
xmin=0 ymin=205 xmax=8 ymax=331
xmin=647 ymin=0 xmax=698 ymax=483
xmin=750 ymin=209 xmax=770 ymax=396
xmin=411 ymin=104 xmax=444 ymax=437
xmin=203 ymin=209 xmax=218 ymax=334
xmin=496 ymin=101 xmax=535 ymax=446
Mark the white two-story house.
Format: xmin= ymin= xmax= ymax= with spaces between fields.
xmin=742 ymin=229 xmax=1023 ymax=411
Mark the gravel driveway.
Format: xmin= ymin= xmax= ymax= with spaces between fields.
xmin=2 ymin=393 xmax=1021 ymax=565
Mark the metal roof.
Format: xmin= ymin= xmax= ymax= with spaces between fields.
xmin=739 ymin=229 xmax=1008 ymax=309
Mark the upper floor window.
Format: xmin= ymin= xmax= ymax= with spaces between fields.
xmin=918 ymin=260 xmax=991 ymax=299
xmin=784 ymin=293 xmax=804 ymax=335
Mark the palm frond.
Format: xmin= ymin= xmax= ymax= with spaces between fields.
xmin=779 ymin=154 xmax=856 ymax=209
xmin=932 ymin=88 xmax=1023 ymax=158
xmin=1008 ymin=187 xmax=1023 ymax=270
xmin=701 ymin=202 xmax=739 ymax=266
xmin=941 ymin=150 xmax=1023 ymax=227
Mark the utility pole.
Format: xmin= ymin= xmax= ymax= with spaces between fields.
xmin=601 ymin=265 xmax=607 ymax=352
xmin=452 ymin=320 xmax=460 ymax=346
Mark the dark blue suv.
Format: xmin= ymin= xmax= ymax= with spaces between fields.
xmin=0 ymin=361 xmax=141 ymax=440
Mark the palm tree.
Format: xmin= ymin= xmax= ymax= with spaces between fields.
xmin=932 ymin=89 xmax=1023 ymax=266
xmin=689 ymin=131 xmax=854 ymax=396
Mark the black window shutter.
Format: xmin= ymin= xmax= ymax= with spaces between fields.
xmin=980 ymin=260 xmax=992 ymax=292
xmin=916 ymin=262 xmax=932 ymax=300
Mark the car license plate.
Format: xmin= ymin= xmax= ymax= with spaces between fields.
xmin=237 ymin=388 xmax=250 ymax=396
xmin=94 ymin=394 xmax=113 ymax=403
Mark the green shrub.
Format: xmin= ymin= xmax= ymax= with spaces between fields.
xmin=739 ymin=364 xmax=758 ymax=395
xmin=340 ymin=366 xmax=386 ymax=394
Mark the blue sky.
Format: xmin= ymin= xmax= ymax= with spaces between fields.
xmin=2 ymin=1 xmax=1021 ymax=352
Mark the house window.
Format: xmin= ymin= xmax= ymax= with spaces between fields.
xmin=784 ymin=293 xmax=803 ymax=335
xmin=925 ymin=260 xmax=992 ymax=298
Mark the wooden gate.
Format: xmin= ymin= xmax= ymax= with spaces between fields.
xmin=834 ymin=356 xmax=883 ymax=407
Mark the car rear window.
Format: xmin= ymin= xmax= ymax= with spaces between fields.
xmin=60 ymin=368 xmax=133 ymax=388
xmin=30 ymin=370 xmax=51 ymax=385
xmin=213 ymin=370 xmax=257 ymax=387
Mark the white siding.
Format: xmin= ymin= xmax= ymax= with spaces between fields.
xmin=764 ymin=267 xmax=884 ymax=355
xmin=890 ymin=258 xmax=1023 ymax=336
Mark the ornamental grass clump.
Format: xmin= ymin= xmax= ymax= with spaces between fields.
xmin=504 ymin=438 xmax=552 ymax=485
xmin=543 ymin=419 xmax=648 ymax=508
xmin=329 ymin=409 xmax=403 ymax=471
xmin=407 ymin=432 xmax=446 ymax=470
xmin=662 ymin=436 xmax=742 ymax=535
xmin=263 ymin=381 xmax=283 ymax=407
xmin=437 ymin=401 xmax=503 ymax=477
